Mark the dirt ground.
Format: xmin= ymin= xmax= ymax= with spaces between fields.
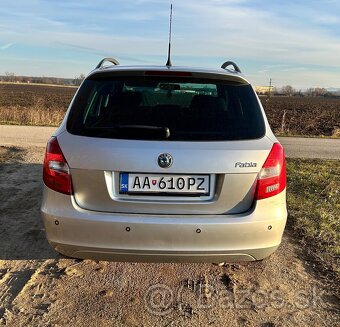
xmin=0 ymin=145 xmax=338 ymax=327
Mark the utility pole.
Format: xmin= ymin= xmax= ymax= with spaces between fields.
xmin=268 ymin=78 xmax=272 ymax=98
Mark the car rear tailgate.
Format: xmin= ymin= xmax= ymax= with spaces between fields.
xmin=57 ymin=131 xmax=273 ymax=215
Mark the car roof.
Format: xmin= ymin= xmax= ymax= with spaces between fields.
xmin=87 ymin=65 xmax=250 ymax=85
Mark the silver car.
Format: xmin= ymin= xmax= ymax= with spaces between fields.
xmin=41 ymin=59 xmax=287 ymax=262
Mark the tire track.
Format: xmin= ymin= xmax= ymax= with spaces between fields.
xmin=0 ymin=269 xmax=35 ymax=318
xmin=0 ymin=259 xmax=64 ymax=325
xmin=0 ymin=269 xmax=8 ymax=281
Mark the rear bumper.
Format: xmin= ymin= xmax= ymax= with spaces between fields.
xmin=41 ymin=186 xmax=287 ymax=262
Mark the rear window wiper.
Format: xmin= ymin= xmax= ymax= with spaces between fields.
xmin=85 ymin=125 xmax=171 ymax=139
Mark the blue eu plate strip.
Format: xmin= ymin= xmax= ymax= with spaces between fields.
xmin=120 ymin=173 xmax=129 ymax=193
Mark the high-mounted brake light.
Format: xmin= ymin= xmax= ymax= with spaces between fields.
xmin=43 ymin=137 xmax=72 ymax=195
xmin=255 ymin=143 xmax=286 ymax=200
xmin=145 ymin=71 xmax=192 ymax=77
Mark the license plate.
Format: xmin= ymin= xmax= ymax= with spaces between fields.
xmin=119 ymin=173 xmax=210 ymax=195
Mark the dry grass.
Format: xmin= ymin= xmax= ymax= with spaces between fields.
xmin=0 ymin=106 xmax=65 ymax=126
xmin=287 ymin=158 xmax=340 ymax=272
xmin=332 ymin=128 xmax=340 ymax=138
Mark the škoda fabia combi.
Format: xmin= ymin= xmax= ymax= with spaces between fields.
xmin=41 ymin=58 xmax=287 ymax=262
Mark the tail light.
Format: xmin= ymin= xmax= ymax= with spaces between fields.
xmin=255 ymin=143 xmax=286 ymax=200
xmin=43 ymin=137 xmax=72 ymax=195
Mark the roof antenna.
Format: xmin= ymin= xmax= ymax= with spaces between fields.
xmin=165 ymin=4 xmax=173 ymax=67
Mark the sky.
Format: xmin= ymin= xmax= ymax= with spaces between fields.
xmin=0 ymin=0 xmax=340 ymax=89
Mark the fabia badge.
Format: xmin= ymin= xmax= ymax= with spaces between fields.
xmin=158 ymin=153 xmax=173 ymax=168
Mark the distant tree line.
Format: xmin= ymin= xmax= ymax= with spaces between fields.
xmin=0 ymin=72 xmax=86 ymax=86
xmin=260 ymin=85 xmax=340 ymax=98
xmin=1 ymin=73 xmax=339 ymax=97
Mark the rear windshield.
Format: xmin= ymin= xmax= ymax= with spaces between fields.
xmin=67 ymin=76 xmax=265 ymax=141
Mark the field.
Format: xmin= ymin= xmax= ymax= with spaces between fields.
xmin=0 ymin=83 xmax=75 ymax=126
xmin=263 ymin=96 xmax=340 ymax=137
xmin=0 ymin=83 xmax=339 ymax=137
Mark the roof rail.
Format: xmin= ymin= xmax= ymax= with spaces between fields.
xmin=221 ymin=61 xmax=241 ymax=73
xmin=95 ymin=57 xmax=120 ymax=69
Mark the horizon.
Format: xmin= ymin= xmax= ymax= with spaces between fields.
xmin=1 ymin=74 xmax=340 ymax=93
xmin=1 ymin=0 xmax=340 ymax=89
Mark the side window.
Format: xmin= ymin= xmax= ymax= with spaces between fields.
xmin=83 ymin=83 xmax=117 ymax=125
xmin=83 ymin=90 xmax=100 ymax=125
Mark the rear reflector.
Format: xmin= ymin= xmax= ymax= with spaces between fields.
xmin=145 ymin=71 xmax=192 ymax=77
xmin=43 ymin=137 xmax=72 ymax=195
xmin=255 ymin=143 xmax=286 ymax=200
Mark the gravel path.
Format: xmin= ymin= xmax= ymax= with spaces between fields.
xmin=279 ymin=137 xmax=340 ymax=160
xmin=0 ymin=125 xmax=55 ymax=148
